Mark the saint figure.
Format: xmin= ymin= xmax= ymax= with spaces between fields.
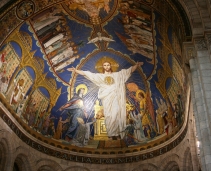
xmin=59 ymin=84 xmax=88 ymax=141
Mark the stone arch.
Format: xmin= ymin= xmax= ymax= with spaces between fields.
xmin=132 ymin=163 xmax=158 ymax=171
xmin=182 ymin=147 xmax=193 ymax=171
xmin=100 ymin=169 xmax=124 ymax=171
xmin=159 ymin=154 xmax=181 ymax=171
xmin=178 ymin=0 xmax=210 ymax=35
xmin=11 ymin=146 xmax=35 ymax=171
xmin=64 ymin=166 xmax=90 ymax=171
xmin=0 ymin=130 xmax=16 ymax=171
xmin=13 ymin=153 xmax=33 ymax=171
xmin=0 ymin=138 xmax=11 ymax=171
xmin=162 ymin=161 xmax=180 ymax=171
xmin=36 ymin=159 xmax=63 ymax=171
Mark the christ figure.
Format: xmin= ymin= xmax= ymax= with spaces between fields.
xmin=67 ymin=59 xmax=143 ymax=140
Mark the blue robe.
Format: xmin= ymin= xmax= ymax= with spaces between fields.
xmin=63 ymin=95 xmax=86 ymax=139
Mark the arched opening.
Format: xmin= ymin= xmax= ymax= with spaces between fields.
xmin=183 ymin=147 xmax=193 ymax=171
xmin=0 ymin=138 xmax=13 ymax=171
xmin=132 ymin=163 xmax=158 ymax=171
xmin=13 ymin=154 xmax=31 ymax=171
xmin=36 ymin=159 xmax=62 ymax=171
xmin=162 ymin=161 xmax=180 ymax=171
xmin=0 ymin=142 xmax=7 ymax=171
xmin=13 ymin=162 xmax=20 ymax=171
xmin=38 ymin=166 xmax=56 ymax=171
xmin=64 ymin=166 xmax=90 ymax=171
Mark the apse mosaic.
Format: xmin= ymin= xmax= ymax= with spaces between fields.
xmin=0 ymin=0 xmax=187 ymax=149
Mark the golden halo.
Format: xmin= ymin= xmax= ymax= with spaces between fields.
xmin=135 ymin=89 xmax=146 ymax=100
xmin=95 ymin=56 xmax=119 ymax=73
xmin=76 ymin=84 xmax=88 ymax=95
xmin=127 ymin=83 xmax=139 ymax=92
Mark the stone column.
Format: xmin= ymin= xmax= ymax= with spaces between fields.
xmin=183 ymin=43 xmax=200 ymax=171
xmin=188 ymin=103 xmax=200 ymax=171
xmin=189 ymin=36 xmax=211 ymax=171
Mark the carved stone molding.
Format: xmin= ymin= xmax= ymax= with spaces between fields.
xmin=207 ymin=35 xmax=211 ymax=44
xmin=194 ymin=39 xmax=208 ymax=51
xmin=183 ymin=42 xmax=195 ymax=62
xmin=187 ymin=48 xmax=194 ymax=59
xmin=205 ymin=34 xmax=211 ymax=50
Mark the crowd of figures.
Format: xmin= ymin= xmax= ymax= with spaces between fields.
xmin=0 ymin=49 xmax=184 ymax=147
xmin=0 ymin=51 xmax=9 ymax=95
xmin=0 ymin=77 xmax=185 ymax=147
xmin=0 ymin=47 xmax=57 ymax=139
xmin=3 ymin=83 xmax=184 ymax=147
xmin=30 ymin=6 xmax=80 ymax=73
xmin=0 ymin=51 xmax=184 ymax=147
xmin=123 ymin=90 xmax=184 ymax=146
xmin=117 ymin=1 xmax=154 ymax=61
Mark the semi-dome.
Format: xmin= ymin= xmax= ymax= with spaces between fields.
xmin=0 ymin=0 xmax=193 ymax=164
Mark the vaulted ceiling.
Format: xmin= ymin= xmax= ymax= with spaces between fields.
xmin=178 ymin=0 xmax=211 ymax=35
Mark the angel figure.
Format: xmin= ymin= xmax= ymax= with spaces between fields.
xmin=87 ymin=32 xmax=115 ymax=44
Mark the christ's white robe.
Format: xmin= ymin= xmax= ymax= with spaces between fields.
xmin=83 ymin=67 xmax=132 ymax=138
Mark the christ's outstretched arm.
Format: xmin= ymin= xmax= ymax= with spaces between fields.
xmin=67 ymin=61 xmax=143 ymax=75
xmin=131 ymin=62 xmax=144 ymax=73
xmin=67 ymin=67 xmax=85 ymax=76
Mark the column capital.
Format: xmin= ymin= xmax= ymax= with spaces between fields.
xmin=194 ymin=38 xmax=208 ymax=51
xmin=205 ymin=33 xmax=211 ymax=49
xmin=183 ymin=42 xmax=196 ymax=61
